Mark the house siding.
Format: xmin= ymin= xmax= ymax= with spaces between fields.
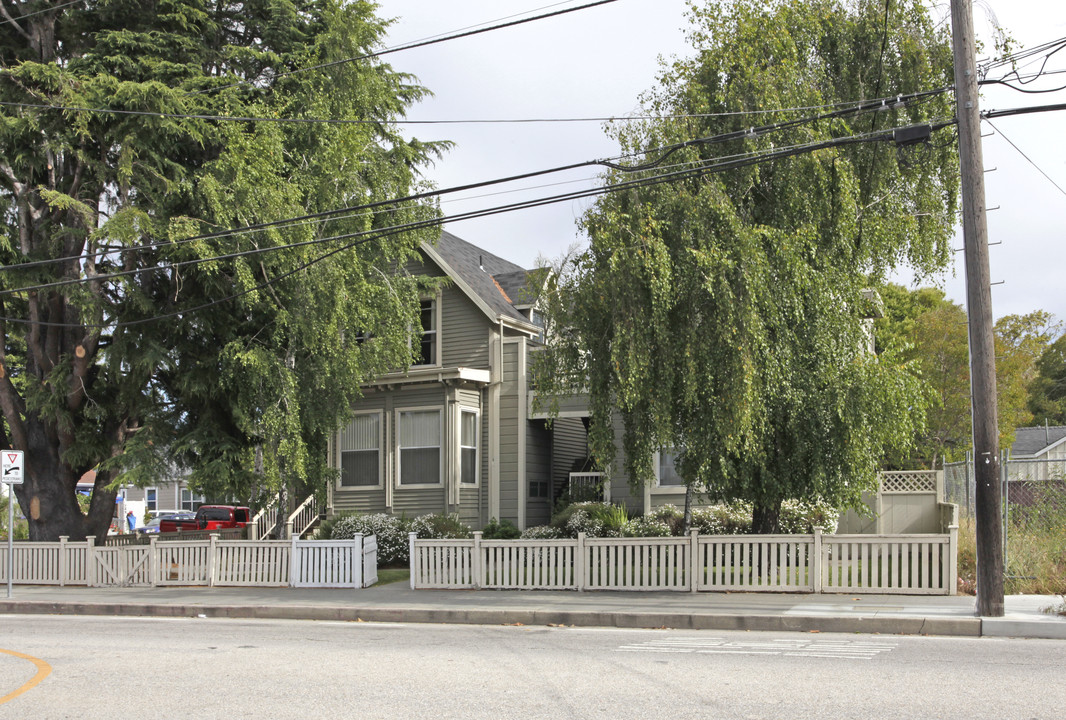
xmin=551 ymin=417 xmax=587 ymax=501
xmin=441 ymin=287 xmax=491 ymax=369
xmin=526 ymin=419 xmax=552 ymax=527
xmin=498 ymin=342 xmax=521 ymax=524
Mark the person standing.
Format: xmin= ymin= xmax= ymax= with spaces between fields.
xmin=126 ymin=510 xmax=136 ymax=533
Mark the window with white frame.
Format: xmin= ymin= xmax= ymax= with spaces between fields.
xmin=145 ymin=487 xmax=158 ymax=512
xmin=657 ymin=449 xmax=684 ymax=487
xmin=340 ymin=413 xmax=382 ymax=488
xmin=460 ymin=410 xmax=478 ymax=485
xmin=398 ymin=409 xmax=441 ymax=485
xmin=415 ymin=298 xmax=437 ymax=366
xmin=180 ymin=488 xmax=205 ymax=511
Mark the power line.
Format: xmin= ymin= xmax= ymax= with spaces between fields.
xmin=0 ymin=118 xmax=956 ymax=316
xmin=0 ymin=87 xmax=951 ymax=276
xmin=984 ymin=119 xmax=1066 ymax=199
xmin=0 ymin=0 xmax=83 ymax=25
xmin=190 ymin=0 xmax=620 ymax=96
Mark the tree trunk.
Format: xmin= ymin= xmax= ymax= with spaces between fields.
xmin=751 ymin=498 xmax=782 ymax=535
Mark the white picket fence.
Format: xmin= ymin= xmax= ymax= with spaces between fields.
xmin=410 ymin=528 xmax=959 ymax=595
xmin=0 ymin=535 xmax=377 ymax=589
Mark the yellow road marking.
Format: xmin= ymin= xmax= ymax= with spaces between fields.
xmin=0 ymin=648 xmax=52 ymax=705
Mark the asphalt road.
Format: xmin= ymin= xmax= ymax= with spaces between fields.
xmin=2 ymin=615 xmax=1063 ymax=719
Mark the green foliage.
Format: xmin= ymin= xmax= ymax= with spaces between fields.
xmin=408 ymin=513 xmax=472 ymax=540
xmin=481 ymin=517 xmax=521 ymax=540
xmin=535 ymin=0 xmax=958 ymax=530
xmin=0 ymin=1 xmax=446 ymax=540
xmin=328 ymin=513 xmax=409 ymax=567
xmin=877 ymin=284 xmax=1060 ymax=465
xmin=1029 ymin=334 xmax=1066 ymax=425
xmin=550 ymin=502 xmax=631 ymax=538
xmin=0 ymin=494 xmax=29 ymax=540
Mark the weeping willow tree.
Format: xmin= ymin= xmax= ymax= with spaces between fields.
xmin=0 ymin=1 xmax=445 ymax=540
xmin=535 ymin=0 xmax=959 ymax=531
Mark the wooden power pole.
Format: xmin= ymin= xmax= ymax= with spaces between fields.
xmin=950 ymin=0 xmax=1004 ymax=616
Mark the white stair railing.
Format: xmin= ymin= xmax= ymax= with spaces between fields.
xmin=249 ymin=494 xmax=280 ymax=541
xmin=285 ymin=494 xmax=319 ymax=539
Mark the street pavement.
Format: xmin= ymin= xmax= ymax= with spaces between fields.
xmin=2 ymin=580 xmax=1064 ymax=640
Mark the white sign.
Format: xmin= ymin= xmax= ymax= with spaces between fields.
xmin=2 ymin=450 xmax=24 ymax=485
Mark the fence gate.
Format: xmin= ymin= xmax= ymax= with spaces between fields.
xmin=292 ymin=537 xmax=364 ymax=588
xmin=91 ymin=545 xmax=153 ymax=587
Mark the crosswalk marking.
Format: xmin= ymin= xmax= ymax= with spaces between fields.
xmin=617 ymin=636 xmax=896 ymax=660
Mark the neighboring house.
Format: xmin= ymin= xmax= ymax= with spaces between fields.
xmin=326 ymin=232 xmax=707 ymax=530
xmin=1008 ymin=425 xmax=1066 ymax=482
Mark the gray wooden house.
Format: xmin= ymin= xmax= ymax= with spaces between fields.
xmin=326 ymin=232 xmax=753 ymax=530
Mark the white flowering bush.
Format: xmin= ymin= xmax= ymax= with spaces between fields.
xmin=408 ymin=513 xmax=472 ymax=539
xmin=330 ymin=513 xmax=408 ymax=566
xmin=621 ymin=517 xmax=671 ymax=537
xmin=565 ymin=509 xmax=605 ymax=538
xmin=691 ymin=502 xmax=753 ymax=535
xmin=778 ymin=499 xmax=839 ymax=534
xmin=520 ymin=525 xmax=565 ymax=540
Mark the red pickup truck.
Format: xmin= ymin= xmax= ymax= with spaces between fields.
xmin=158 ymin=505 xmax=252 ymax=533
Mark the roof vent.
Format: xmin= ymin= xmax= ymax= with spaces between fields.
xmin=479 ymin=255 xmax=484 ymax=272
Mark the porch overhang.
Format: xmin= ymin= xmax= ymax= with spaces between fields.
xmin=364 ymin=366 xmax=491 ymax=389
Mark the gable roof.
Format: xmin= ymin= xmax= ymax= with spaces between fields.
xmin=421 ymin=231 xmax=539 ymax=330
xmin=1010 ymin=426 xmax=1066 ymax=457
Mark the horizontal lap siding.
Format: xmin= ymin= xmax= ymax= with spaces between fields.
xmin=332 ymin=489 xmax=387 ymax=515
xmin=441 ymin=288 xmax=490 ymax=369
xmin=498 ymin=343 xmax=520 ymax=524
xmin=393 ymin=488 xmax=447 ymax=517
xmin=552 ymin=417 xmax=587 ymax=497
xmin=526 ymin=420 xmax=552 ymax=527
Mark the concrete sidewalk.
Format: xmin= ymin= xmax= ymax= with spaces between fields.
xmin=2 ymin=582 xmax=1064 ymax=639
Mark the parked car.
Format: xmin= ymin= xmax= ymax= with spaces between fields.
xmin=137 ymin=512 xmax=195 ymax=535
xmin=158 ymin=505 xmax=252 ymax=533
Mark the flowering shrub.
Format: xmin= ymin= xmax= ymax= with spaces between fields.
xmin=408 ymin=513 xmax=472 ymax=539
xmin=778 ymin=499 xmax=839 ymax=534
xmin=648 ymin=504 xmax=686 ymax=536
xmin=564 ymin=509 xmax=605 ymax=538
xmin=621 ymin=517 xmax=671 ymax=537
xmin=520 ymin=525 xmax=565 ymax=540
xmin=691 ymin=502 xmax=753 ymax=535
xmin=330 ymin=513 xmax=409 ymax=566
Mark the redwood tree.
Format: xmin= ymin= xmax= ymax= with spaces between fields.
xmin=0 ymin=1 xmax=442 ymax=540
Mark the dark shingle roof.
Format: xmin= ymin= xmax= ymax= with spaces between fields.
xmin=425 ymin=231 xmax=532 ymax=324
xmin=1011 ymin=426 xmax=1066 ymax=456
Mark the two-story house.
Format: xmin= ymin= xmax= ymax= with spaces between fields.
xmin=325 ymin=231 xmax=718 ymax=530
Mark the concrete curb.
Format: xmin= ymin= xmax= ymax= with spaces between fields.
xmin=0 ymin=599 xmax=987 ymax=637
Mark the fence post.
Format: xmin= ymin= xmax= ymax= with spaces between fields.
xmin=472 ymin=532 xmax=483 ymax=589
xmin=948 ymin=525 xmax=959 ymax=595
xmin=149 ymin=536 xmax=158 ymax=587
xmin=689 ymin=530 xmax=699 ymax=593
xmin=408 ymin=532 xmax=417 ymax=590
xmin=290 ymin=534 xmax=299 ymax=588
xmin=58 ymin=536 xmax=68 ymax=587
xmin=356 ymin=533 xmax=364 ymax=588
xmin=208 ymin=533 xmax=218 ymax=587
xmin=576 ymin=532 xmax=586 ymax=592
xmin=812 ymin=528 xmax=822 ymax=593
xmin=85 ymin=536 xmax=96 ymax=588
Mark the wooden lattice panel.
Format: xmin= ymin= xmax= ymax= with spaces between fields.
xmin=880 ymin=471 xmax=937 ymax=493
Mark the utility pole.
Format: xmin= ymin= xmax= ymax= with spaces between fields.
xmin=951 ymin=0 xmax=1003 ymax=616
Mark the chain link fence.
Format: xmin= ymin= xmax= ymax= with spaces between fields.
xmin=945 ymin=453 xmax=1066 ymax=591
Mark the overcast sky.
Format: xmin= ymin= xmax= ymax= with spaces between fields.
xmin=373 ymin=0 xmax=1066 ymax=324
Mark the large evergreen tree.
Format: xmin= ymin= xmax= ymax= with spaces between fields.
xmin=0 ymin=1 xmax=444 ymax=540
xmin=535 ymin=0 xmax=959 ymax=531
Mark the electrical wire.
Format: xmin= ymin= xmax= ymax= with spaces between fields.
xmin=0 ymin=86 xmax=952 ymax=276
xmin=0 ymin=118 xmax=957 ymax=318
xmin=984 ymin=119 xmax=1066 ymax=199
xmin=0 ymin=0 xmax=83 ymax=25
xmin=188 ymin=0 xmax=620 ymax=96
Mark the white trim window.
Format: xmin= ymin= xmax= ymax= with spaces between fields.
xmin=145 ymin=487 xmax=158 ymax=513
xmin=414 ymin=298 xmax=438 ymax=366
xmin=460 ymin=410 xmax=479 ymax=486
xmin=339 ymin=412 xmax=383 ymax=489
xmin=398 ymin=408 xmax=442 ymax=486
xmin=180 ymin=488 xmax=205 ymax=511
xmin=656 ymin=449 xmax=686 ymax=491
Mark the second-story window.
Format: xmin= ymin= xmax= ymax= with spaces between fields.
xmin=417 ymin=298 xmax=437 ymax=366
